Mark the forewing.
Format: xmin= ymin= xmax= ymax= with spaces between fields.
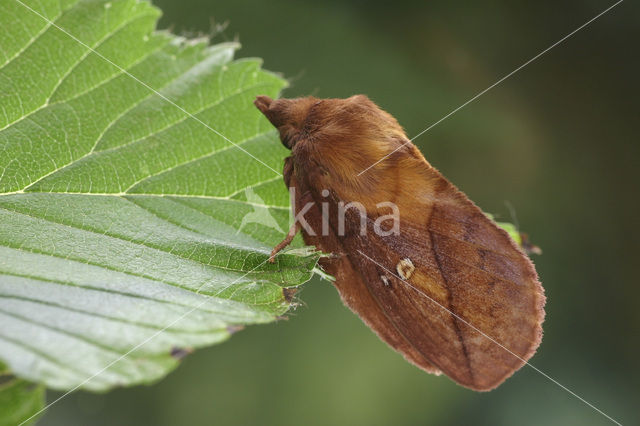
xmin=303 ymin=163 xmax=544 ymax=390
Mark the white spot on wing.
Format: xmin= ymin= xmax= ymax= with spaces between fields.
xmin=396 ymin=258 xmax=415 ymax=280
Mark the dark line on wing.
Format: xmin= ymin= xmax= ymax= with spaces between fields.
xmin=427 ymin=205 xmax=474 ymax=385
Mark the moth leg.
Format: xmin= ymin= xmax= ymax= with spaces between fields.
xmin=269 ymin=221 xmax=301 ymax=263
xmin=269 ymin=160 xmax=314 ymax=263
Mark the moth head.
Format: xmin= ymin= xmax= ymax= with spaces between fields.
xmin=254 ymin=95 xmax=319 ymax=149
xmin=255 ymin=95 xmax=404 ymax=153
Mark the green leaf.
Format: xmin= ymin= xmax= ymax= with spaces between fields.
xmin=0 ymin=0 xmax=317 ymax=392
xmin=484 ymin=213 xmax=522 ymax=246
xmin=0 ymin=362 xmax=45 ymax=426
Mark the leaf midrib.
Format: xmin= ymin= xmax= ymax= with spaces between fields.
xmin=0 ymin=202 xmax=274 ymax=272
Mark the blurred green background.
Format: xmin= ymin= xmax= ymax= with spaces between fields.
xmin=42 ymin=0 xmax=638 ymax=425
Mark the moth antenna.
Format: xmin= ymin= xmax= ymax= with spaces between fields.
xmin=504 ymin=200 xmax=520 ymax=231
xmin=285 ymin=69 xmax=307 ymax=88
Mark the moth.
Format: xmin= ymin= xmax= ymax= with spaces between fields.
xmin=255 ymin=94 xmax=545 ymax=391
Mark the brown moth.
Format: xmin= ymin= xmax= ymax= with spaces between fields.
xmin=254 ymin=94 xmax=545 ymax=391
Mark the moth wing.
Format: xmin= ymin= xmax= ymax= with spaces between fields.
xmin=310 ymin=155 xmax=543 ymax=390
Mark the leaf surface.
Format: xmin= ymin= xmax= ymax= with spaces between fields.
xmin=0 ymin=0 xmax=314 ymax=391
